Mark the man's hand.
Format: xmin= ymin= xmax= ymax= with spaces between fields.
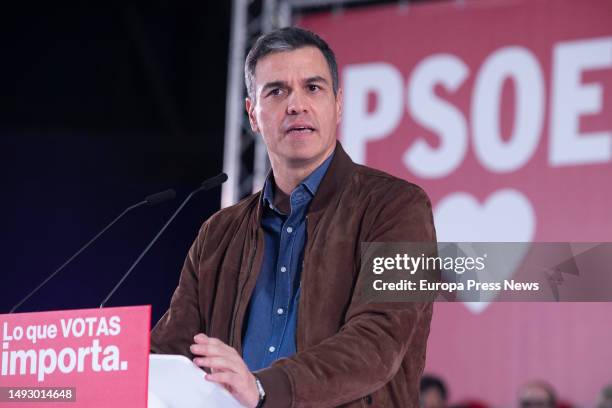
xmin=190 ymin=333 xmax=260 ymax=408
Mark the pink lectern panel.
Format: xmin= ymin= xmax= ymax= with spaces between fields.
xmin=0 ymin=305 xmax=150 ymax=407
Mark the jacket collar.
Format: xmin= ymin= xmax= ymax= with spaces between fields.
xmin=308 ymin=141 xmax=354 ymax=213
xmin=253 ymin=141 xmax=355 ymax=224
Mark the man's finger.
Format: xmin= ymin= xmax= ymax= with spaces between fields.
xmin=192 ymin=334 xmax=238 ymax=356
xmin=206 ymin=337 xmax=239 ymax=355
xmin=193 ymin=356 xmax=244 ymax=373
xmin=190 ymin=342 xmax=239 ymax=358
xmin=190 ymin=342 xmax=220 ymax=356
xmin=205 ymin=371 xmax=241 ymax=389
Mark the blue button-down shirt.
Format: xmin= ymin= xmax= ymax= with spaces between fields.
xmin=242 ymin=153 xmax=334 ymax=371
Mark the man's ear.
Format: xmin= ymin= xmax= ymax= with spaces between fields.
xmin=335 ymin=87 xmax=344 ymax=125
xmin=245 ymin=97 xmax=260 ymax=133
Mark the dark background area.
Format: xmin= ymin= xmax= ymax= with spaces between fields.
xmin=0 ymin=3 xmax=231 ymax=324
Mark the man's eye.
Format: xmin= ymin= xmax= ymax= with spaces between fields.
xmin=269 ymin=88 xmax=282 ymax=96
xmin=308 ymin=84 xmax=320 ymax=92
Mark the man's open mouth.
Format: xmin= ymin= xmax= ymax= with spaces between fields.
xmin=287 ymin=126 xmax=315 ymax=134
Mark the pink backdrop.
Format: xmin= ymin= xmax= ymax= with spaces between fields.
xmin=299 ymin=0 xmax=612 ymax=405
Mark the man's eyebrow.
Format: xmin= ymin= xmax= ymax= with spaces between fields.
xmin=261 ymin=81 xmax=287 ymax=93
xmin=261 ymin=76 xmax=330 ymax=93
xmin=304 ymin=75 xmax=329 ymax=85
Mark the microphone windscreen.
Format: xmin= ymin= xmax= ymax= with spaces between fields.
xmin=145 ymin=189 xmax=177 ymax=206
xmin=201 ymin=173 xmax=228 ymax=191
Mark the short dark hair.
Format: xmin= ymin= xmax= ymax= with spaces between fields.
xmin=244 ymin=26 xmax=339 ymax=100
xmin=519 ymin=381 xmax=557 ymax=408
xmin=420 ymin=374 xmax=448 ymax=401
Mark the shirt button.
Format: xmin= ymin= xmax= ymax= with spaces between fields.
xmin=286 ymin=226 xmax=293 ymax=233
xmin=268 ymin=346 xmax=276 ymax=353
xmin=277 ymin=308 xmax=284 ymax=315
xmin=280 ymin=266 xmax=287 ymax=273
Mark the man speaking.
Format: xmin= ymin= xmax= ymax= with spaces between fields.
xmin=151 ymin=27 xmax=436 ymax=408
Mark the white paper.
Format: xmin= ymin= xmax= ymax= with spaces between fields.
xmin=148 ymin=354 xmax=243 ymax=408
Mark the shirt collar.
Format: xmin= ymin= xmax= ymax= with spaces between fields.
xmin=301 ymin=152 xmax=334 ymax=196
xmin=262 ymin=151 xmax=335 ymax=207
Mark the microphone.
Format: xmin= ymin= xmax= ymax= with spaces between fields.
xmin=99 ymin=173 xmax=228 ymax=308
xmin=9 ymin=188 xmax=176 ymax=313
xmin=145 ymin=189 xmax=176 ymax=206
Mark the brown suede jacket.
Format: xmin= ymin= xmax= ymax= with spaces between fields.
xmin=150 ymin=142 xmax=436 ymax=407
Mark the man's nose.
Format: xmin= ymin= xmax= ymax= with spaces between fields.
xmin=286 ymin=90 xmax=308 ymax=115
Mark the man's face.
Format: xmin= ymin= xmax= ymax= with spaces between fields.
xmin=245 ymin=46 xmax=342 ymax=168
xmin=420 ymin=388 xmax=446 ymax=408
xmin=519 ymin=385 xmax=554 ymax=408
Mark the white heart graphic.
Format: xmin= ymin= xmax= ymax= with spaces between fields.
xmin=434 ymin=189 xmax=536 ymax=314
